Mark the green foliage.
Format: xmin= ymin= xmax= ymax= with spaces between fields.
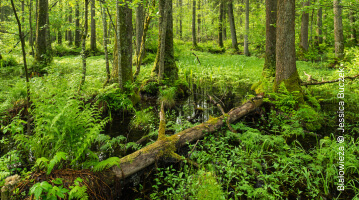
xmin=92 ymin=157 xmax=120 ymax=172
xmin=131 ymin=107 xmax=155 ymax=129
xmin=0 ymin=55 xmax=18 ymax=67
xmin=97 ymin=83 xmax=135 ymax=111
xmin=34 ymin=152 xmax=67 ymax=175
xmin=159 ymin=87 xmax=177 ymax=108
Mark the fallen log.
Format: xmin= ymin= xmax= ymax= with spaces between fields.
xmin=301 ymin=73 xmax=359 ymax=86
xmin=110 ymin=95 xmax=263 ymax=179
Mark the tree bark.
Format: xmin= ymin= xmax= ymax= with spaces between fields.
xmin=222 ymin=3 xmax=226 ymax=41
xmin=29 ymin=0 xmax=34 ymax=54
xmin=151 ymin=0 xmax=178 ymax=81
xmin=333 ymin=0 xmax=344 ymax=59
xmin=218 ymin=0 xmax=224 ymax=48
xmin=58 ymin=0 xmax=63 ymax=45
xmin=275 ymin=0 xmax=303 ymax=101
xmin=300 ymin=0 xmax=310 ymax=52
xmin=315 ymin=7 xmax=322 ymax=46
xmin=179 ymin=0 xmax=183 ymax=39
xmin=110 ymin=96 xmax=264 ymax=179
xmin=197 ymin=0 xmax=201 ymax=42
xmin=90 ymin=0 xmax=96 ymax=51
xmin=35 ymin=0 xmax=52 ymax=66
xmin=68 ymin=5 xmax=73 ymax=46
xmin=262 ymin=0 xmax=277 ymax=79
xmin=227 ymin=0 xmax=238 ymax=51
xmin=75 ymin=0 xmax=81 ymax=47
xmin=192 ymin=0 xmax=197 ymax=47
xmin=349 ymin=9 xmax=357 ymax=44
xmin=101 ymin=2 xmax=110 ymax=86
xmin=136 ymin=1 xmax=144 ymax=58
xmin=244 ymin=0 xmax=249 ymax=56
xmin=158 ymin=0 xmax=170 ymax=81
xmin=79 ymin=0 xmax=88 ymax=89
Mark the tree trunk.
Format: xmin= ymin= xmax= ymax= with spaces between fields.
xmin=90 ymin=0 xmax=96 ymax=51
xmin=192 ymin=0 xmax=197 ymax=47
xmin=68 ymin=5 xmax=73 ymax=46
xmin=262 ymin=0 xmax=277 ymax=79
xmin=179 ymin=0 xmax=182 ymax=39
xmin=79 ymin=0 xmax=88 ymax=89
xmin=275 ymin=0 xmax=303 ymax=101
xmin=197 ymin=0 xmax=201 ymax=42
xmin=218 ymin=1 xmax=224 ymax=48
xmin=300 ymin=0 xmax=310 ymax=52
xmin=75 ymin=0 xmax=81 ymax=47
xmin=29 ymin=0 xmax=34 ymax=53
xmin=58 ymin=0 xmax=63 ymax=45
xmin=46 ymin=3 xmax=51 ymax=54
xmin=244 ymin=0 xmax=249 ymax=56
xmin=315 ymin=7 xmax=322 ymax=46
xmin=101 ymin=2 xmax=110 ymax=85
xmin=35 ymin=0 xmax=52 ymax=66
xmin=136 ymin=2 xmax=144 ymax=58
xmin=227 ymin=0 xmax=238 ymax=51
xmin=222 ymin=4 xmax=226 ymax=41
xmin=151 ymin=0 xmax=178 ymax=81
xmin=158 ymin=0 xmax=170 ymax=80
xmin=333 ymin=0 xmax=344 ymax=59
xmin=21 ymin=1 xmax=25 ymax=24
xmin=349 ymin=9 xmax=357 ymax=44
xmin=110 ymin=96 xmax=264 ymax=179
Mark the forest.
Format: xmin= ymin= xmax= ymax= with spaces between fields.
xmin=0 ymin=0 xmax=358 ymax=199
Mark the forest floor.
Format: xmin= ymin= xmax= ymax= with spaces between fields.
xmin=1 ymin=43 xmax=359 ymax=199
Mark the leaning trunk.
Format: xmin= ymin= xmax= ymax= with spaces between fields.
xmin=75 ymin=0 xmax=81 ymax=47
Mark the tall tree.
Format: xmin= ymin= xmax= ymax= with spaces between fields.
xmin=227 ymin=0 xmax=238 ymax=51
xmin=218 ymin=0 xmax=224 ymax=48
xmin=101 ymin=1 xmax=110 ymax=85
xmin=333 ymin=0 xmax=344 ymax=59
xmin=29 ymin=0 xmax=34 ymax=53
xmin=192 ymin=0 xmax=197 ymax=47
xmin=68 ymin=5 xmax=73 ymax=45
xmin=300 ymin=0 xmax=310 ymax=52
xmin=315 ymin=7 xmax=323 ymax=46
xmin=244 ymin=0 xmax=249 ymax=56
xmin=349 ymin=9 xmax=357 ymax=44
xmin=35 ymin=0 xmax=52 ymax=66
xmin=136 ymin=1 xmax=144 ymax=58
xmin=275 ymin=0 xmax=303 ymax=101
xmin=75 ymin=0 xmax=81 ymax=47
xmin=90 ymin=0 xmax=96 ymax=51
xmin=151 ymin=0 xmax=178 ymax=81
xmin=58 ymin=0 xmax=63 ymax=45
xmin=222 ymin=3 xmax=226 ymax=40
xmin=197 ymin=0 xmax=201 ymax=42
xmin=79 ymin=0 xmax=89 ymax=89
xmin=179 ymin=0 xmax=182 ymax=39
xmin=262 ymin=0 xmax=277 ymax=79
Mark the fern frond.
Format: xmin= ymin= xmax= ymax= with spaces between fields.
xmin=34 ymin=157 xmax=49 ymax=170
xmin=47 ymin=152 xmax=67 ymax=175
xmin=92 ymin=157 xmax=120 ymax=172
xmin=69 ymin=185 xmax=88 ymax=200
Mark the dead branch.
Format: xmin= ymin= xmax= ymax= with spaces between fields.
xmin=301 ymin=74 xmax=359 ymax=86
xmin=208 ymin=95 xmax=238 ymax=134
xmin=192 ymin=52 xmax=201 ymax=65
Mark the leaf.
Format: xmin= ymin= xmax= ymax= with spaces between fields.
xmin=47 ymin=152 xmax=67 ymax=175
xmin=92 ymin=157 xmax=121 ymax=172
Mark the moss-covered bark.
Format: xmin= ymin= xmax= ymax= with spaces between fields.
xmin=35 ymin=0 xmax=52 ymax=67
xmin=151 ymin=0 xmax=178 ymax=82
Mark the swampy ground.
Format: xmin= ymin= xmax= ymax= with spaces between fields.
xmin=1 ymin=42 xmax=359 ymax=199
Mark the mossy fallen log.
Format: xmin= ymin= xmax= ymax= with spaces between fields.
xmin=110 ymin=95 xmax=264 ymax=179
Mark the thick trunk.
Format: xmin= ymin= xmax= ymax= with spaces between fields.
xmin=275 ymin=0 xmax=303 ymax=101
xmin=349 ymin=9 xmax=357 ymax=44
xmin=110 ymin=96 xmax=264 ymax=179
xmin=90 ymin=0 xmax=96 ymax=51
xmin=151 ymin=0 xmax=178 ymax=81
xmin=192 ymin=0 xmax=197 ymax=46
xmin=262 ymin=0 xmax=277 ymax=79
xmin=300 ymin=0 xmax=310 ymax=52
xmin=244 ymin=0 xmax=249 ymax=56
xmin=68 ymin=5 xmax=73 ymax=46
xmin=227 ymin=0 xmax=238 ymax=51
xmin=80 ymin=0 xmax=88 ymax=89
xmin=158 ymin=0 xmax=170 ymax=80
xmin=29 ymin=0 xmax=34 ymax=52
xmin=218 ymin=1 xmax=223 ymax=48
xmin=333 ymin=0 xmax=344 ymax=59
xmin=136 ymin=2 xmax=144 ymax=57
xmin=315 ymin=7 xmax=322 ymax=46
xmin=75 ymin=0 xmax=80 ymax=47
xmin=35 ymin=0 xmax=52 ymax=66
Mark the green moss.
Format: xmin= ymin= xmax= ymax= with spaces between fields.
xmin=274 ymin=71 xmax=304 ymax=103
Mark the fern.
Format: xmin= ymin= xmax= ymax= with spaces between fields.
xmin=92 ymin=157 xmax=121 ymax=172
xmin=47 ymin=152 xmax=67 ymax=175
xmin=69 ymin=178 xmax=88 ymax=200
